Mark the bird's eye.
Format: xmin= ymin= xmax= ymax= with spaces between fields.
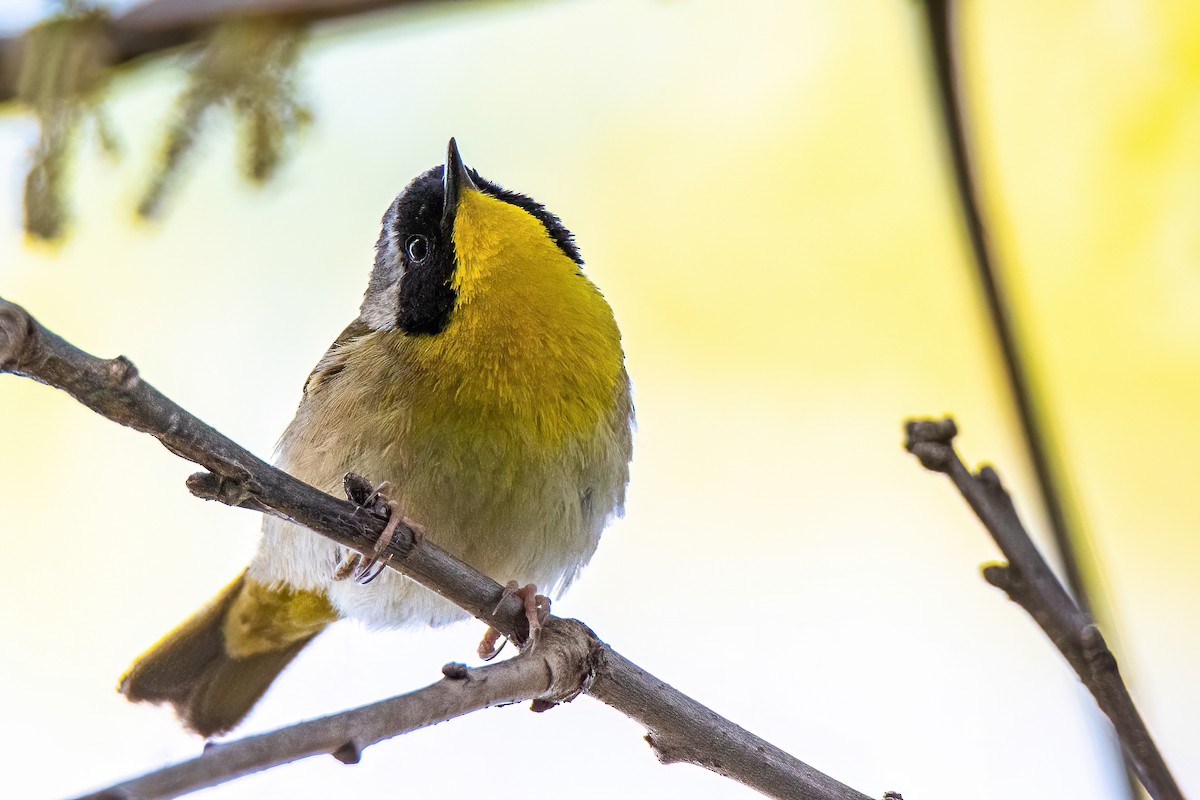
xmin=405 ymin=235 xmax=429 ymax=264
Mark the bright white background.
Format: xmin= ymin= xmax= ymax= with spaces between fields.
xmin=1 ymin=2 xmax=1198 ymax=798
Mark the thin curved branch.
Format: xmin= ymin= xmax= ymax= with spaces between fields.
xmin=904 ymin=418 xmax=1184 ymax=800
xmin=915 ymin=6 xmax=1135 ymax=793
xmin=916 ymin=0 xmax=1098 ymax=613
xmin=0 ymin=296 xmax=874 ymax=800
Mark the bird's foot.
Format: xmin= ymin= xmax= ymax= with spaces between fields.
xmin=477 ymin=581 xmax=550 ymax=661
xmin=333 ymin=477 xmax=424 ymax=585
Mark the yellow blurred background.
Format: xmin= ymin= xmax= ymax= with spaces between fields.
xmin=1 ymin=1 xmax=1198 ymax=798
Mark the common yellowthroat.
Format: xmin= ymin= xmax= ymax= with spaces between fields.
xmin=120 ymin=139 xmax=633 ymax=737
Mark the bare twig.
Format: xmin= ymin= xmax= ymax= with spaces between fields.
xmin=0 ymin=295 xmax=875 ymax=800
xmin=72 ymin=618 xmax=596 ymax=800
xmin=904 ymin=417 xmax=1184 ymax=800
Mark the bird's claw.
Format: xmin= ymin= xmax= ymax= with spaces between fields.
xmin=332 ymin=551 xmax=360 ymax=582
xmin=477 ymin=626 xmax=506 ymax=661
xmin=333 ymin=479 xmax=424 ymax=584
xmin=477 ymin=581 xmax=550 ymax=661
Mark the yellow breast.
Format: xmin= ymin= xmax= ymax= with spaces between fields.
xmin=399 ymin=187 xmax=626 ymax=450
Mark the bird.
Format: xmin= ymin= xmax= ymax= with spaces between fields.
xmin=120 ymin=139 xmax=633 ymax=738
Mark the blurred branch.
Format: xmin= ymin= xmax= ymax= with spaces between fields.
xmin=74 ymin=621 xmax=594 ymax=800
xmin=0 ymin=295 xmax=876 ymax=800
xmin=2 ymin=0 xmax=466 ymax=238
xmin=0 ymin=0 xmax=424 ymax=103
xmin=915 ymin=0 xmax=1098 ymax=615
xmin=913 ymin=4 xmax=1137 ymax=794
xmin=904 ymin=418 xmax=1183 ymax=800
xmin=12 ymin=8 xmax=118 ymax=239
xmin=134 ymin=16 xmax=311 ymax=219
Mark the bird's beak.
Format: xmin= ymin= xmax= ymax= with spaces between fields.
xmin=442 ymin=137 xmax=478 ymax=229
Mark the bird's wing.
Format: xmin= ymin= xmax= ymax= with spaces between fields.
xmin=301 ymin=318 xmax=374 ymax=399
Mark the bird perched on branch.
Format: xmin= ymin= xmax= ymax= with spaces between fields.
xmin=120 ymin=139 xmax=633 ymax=737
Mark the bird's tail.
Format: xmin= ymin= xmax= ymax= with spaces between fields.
xmin=120 ymin=570 xmax=337 ymax=737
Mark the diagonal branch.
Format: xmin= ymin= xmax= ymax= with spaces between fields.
xmin=72 ymin=618 xmax=595 ymax=800
xmin=0 ymin=295 xmax=875 ymax=800
xmin=0 ymin=294 xmax=527 ymax=639
xmin=904 ymin=417 xmax=1183 ymax=800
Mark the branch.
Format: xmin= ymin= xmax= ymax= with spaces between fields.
xmin=904 ymin=418 xmax=1184 ymax=800
xmin=916 ymin=0 xmax=1098 ymax=615
xmin=0 ymin=0 xmax=435 ymax=104
xmin=914 ymin=5 xmax=1140 ymax=795
xmin=73 ymin=619 xmax=595 ymax=800
xmin=0 ymin=295 xmax=876 ymax=800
